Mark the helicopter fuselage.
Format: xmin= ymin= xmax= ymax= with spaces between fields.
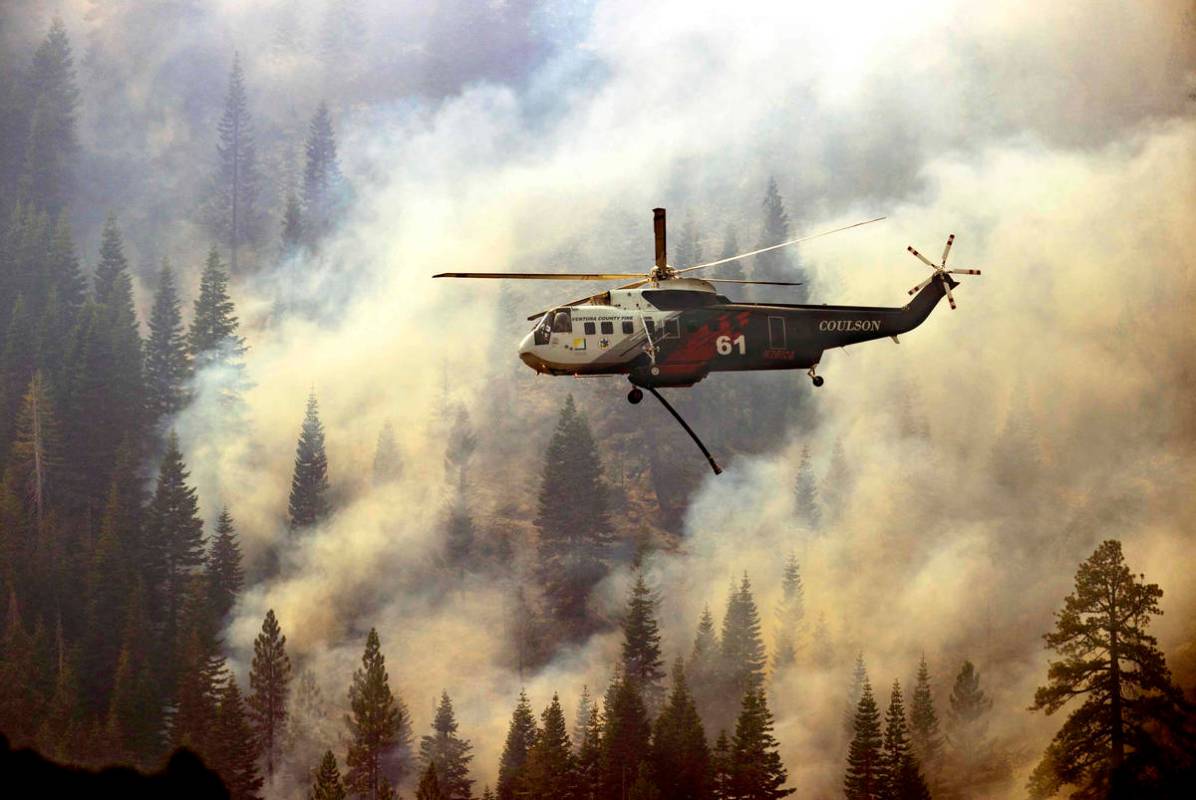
xmin=517 ymin=275 xmax=953 ymax=388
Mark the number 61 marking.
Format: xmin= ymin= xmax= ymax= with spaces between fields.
xmin=716 ymin=334 xmax=746 ymax=355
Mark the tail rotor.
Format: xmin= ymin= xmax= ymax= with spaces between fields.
xmin=906 ymin=233 xmax=981 ymax=310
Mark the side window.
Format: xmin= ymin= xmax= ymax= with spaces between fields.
xmin=664 ymin=319 xmax=680 ymax=339
xmin=551 ymin=310 xmax=572 ymax=333
xmin=645 ymin=319 xmax=657 ymax=337
xmin=622 ymin=321 xmax=634 ymax=335
xmin=583 ymin=321 xmax=596 ymax=335
xmin=600 ymin=321 xmax=614 ymax=335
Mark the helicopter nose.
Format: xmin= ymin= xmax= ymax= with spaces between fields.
xmin=518 ymin=333 xmax=543 ymax=371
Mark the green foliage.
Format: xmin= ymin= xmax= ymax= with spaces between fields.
xmin=621 ymin=570 xmax=665 ymax=710
xmin=302 ymin=102 xmax=342 ymax=244
xmin=717 ymin=573 xmax=766 ymax=733
xmin=601 ymin=673 xmax=652 ymax=799
xmin=145 ymin=261 xmax=191 ymax=428
xmin=844 ymin=679 xmax=882 ymax=800
xmin=710 ymin=730 xmax=732 ymax=800
xmin=1029 ymin=539 xmax=1194 ymax=798
xmin=208 ymin=53 xmax=264 ymax=273
xmin=22 ymin=18 xmax=79 ymax=216
xmin=792 ymin=445 xmax=820 ymax=531
xmin=909 ymin=655 xmax=943 ymax=776
xmin=310 ymin=750 xmax=347 ymax=800
xmin=773 ymin=553 xmax=804 ymax=671
xmin=189 ymin=247 xmax=246 ymax=372
xmin=497 ymin=690 xmax=538 ymax=800
xmin=687 ymin=604 xmax=720 ymax=729
xmin=523 ymin=693 xmax=576 ymax=800
xmin=881 ymin=680 xmax=911 ymax=795
xmin=207 ymin=508 xmax=244 ymax=623
xmin=535 ymin=395 xmax=613 ymax=635
xmin=753 ymin=177 xmax=806 ymax=301
xmin=289 ymin=391 xmax=331 ymax=531
xmin=417 ymin=761 xmax=447 ymax=800
xmin=345 ymin=628 xmax=412 ymax=798
xmin=213 ymin=676 xmax=264 ymax=800
xmin=419 ymin=691 xmax=475 ymax=800
xmin=651 ymin=659 xmax=709 ymax=800
xmin=249 ymin=608 xmax=291 ymax=779
xmin=729 ymin=689 xmax=794 ymax=799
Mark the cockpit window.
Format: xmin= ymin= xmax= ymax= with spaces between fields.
xmin=551 ymin=309 xmax=573 ymax=333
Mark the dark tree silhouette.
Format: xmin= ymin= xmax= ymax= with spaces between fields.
xmin=288 ymin=391 xmax=330 ymax=531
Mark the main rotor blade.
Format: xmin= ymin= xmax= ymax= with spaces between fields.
xmin=676 ymin=216 xmax=887 ymax=275
xmin=435 ymin=271 xmax=646 ymax=280
xmin=946 ymin=268 xmax=981 ymax=275
xmin=700 ymin=278 xmax=804 ymax=286
xmin=941 ymin=233 xmax=955 ymax=266
xmin=524 ymin=278 xmax=649 ymax=320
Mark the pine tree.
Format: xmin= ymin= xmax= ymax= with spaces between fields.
xmin=207 ymin=508 xmax=244 ymax=622
xmin=773 ymin=553 xmax=804 ymax=671
xmin=523 ymin=693 xmax=576 ymax=800
xmin=310 ymin=750 xmax=347 ymax=800
xmin=444 ymin=493 xmax=474 ymax=570
xmin=688 ymin=604 xmax=720 ymax=729
xmin=909 ymin=655 xmax=943 ymax=778
xmin=729 ymin=689 xmax=794 ymax=799
xmin=881 ymin=680 xmax=911 ymax=796
xmin=822 ymin=439 xmax=851 ymax=517
xmin=417 ymin=762 xmax=447 ymax=800
xmin=372 ymin=420 xmax=401 ymax=484
xmin=302 ymin=102 xmax=342 ymax=244
xmin=716 ymin=226 xmax=746 ymax=281
xmin=673 ymin=214 xmax=703 ymax=268
xmin=171 ymin=624 xmax=227 ymax=759
xmin=651 ymin=659 xmax=709 ymax=800
xmin=6 ymin=371 xmax=60 ymax=528
xmin=419 ymin=691 xmax=474 ymax=800
xmin=946 ymin=660 xmax=991 ymax=752
xmin=189 ymin=246 xmax=247 ymax=373
xmin=81 ymin=477 xmax=134 ymax=713
xmin=94 ymin=213 xmax=129 ymax=307
xmin=497 ymin=690 xmax=538 ymax=800
xmin=209 ymin=53 xmax=263 ymax=274
xmin=1028 ymin=539 xmax=1194 ymax=798
xmin=793 ymin=446 xmax=820 ymax=531
xmin=47 ymin=212 xmax=84 ymax=313
xmin=213 ymin=676 xmax=264 ymax=800
xmin=601 ymin=673 xmax=653 ymax=799
xmin=753 ymin=177 xmax=807 ymax=301
xmin=892 ymin=756 xmax=932 ymax=800
xmin=710 ymin=731 xmax=732 ymax=800
xmin=105 ymin=579 xmax=162 ymax=766
xmin=145 ymin=432 xmax=206 ymax=666
xmin=144 ymin=260 xmax=191 ymax=429
xmin=36 ymin=639 xmax=83 ymax=761
xmin=281 ymin=191 xmax=304 ymax=258
xmin=249 ymin=608 xmax=292 ymax=779
xmin=576 ymin=699 xmax=603 ymax=800
xmin=844 ymin=680 xmax=883 ymax=800
xmin=621 ymin=570 xmax=665 ymax=711
xmin=289 ymin=391 xmax=331 ymax=531
xmin=345 ymin=628 xmax=412 ymax=798
xmin=720 ymin=573 xmax=766 ymax=720
xmin=572 ymin=685 xmax=594 ymax=754
xmin=535 ymin=395 xmax=614 ymax=636
xmin=22 ymin=18 xmax=79 ymax=216
xmin=845 ymin=653 xmax=868 ymax=738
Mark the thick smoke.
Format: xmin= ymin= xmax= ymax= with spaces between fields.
xmin=8 ymin=0 xmax=1193 ymax=796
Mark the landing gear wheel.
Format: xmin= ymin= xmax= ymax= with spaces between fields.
xmin=628 ymin=387 xmax=644 ymax=404
xmin=812 ymin=375 xmax=824 ymax=387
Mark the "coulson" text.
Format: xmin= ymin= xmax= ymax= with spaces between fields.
xmin=818 ymin=319 xmax=882 ymax=332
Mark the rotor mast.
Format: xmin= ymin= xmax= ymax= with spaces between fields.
xmin=651 ymin=207 xmax=673 ymax=282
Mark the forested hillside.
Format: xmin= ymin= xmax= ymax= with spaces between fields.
xmin=2 ymin=4 xmax=1195 ymax=800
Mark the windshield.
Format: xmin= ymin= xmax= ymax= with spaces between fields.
xmin=532 ymin=308 xmax=571 ymax=345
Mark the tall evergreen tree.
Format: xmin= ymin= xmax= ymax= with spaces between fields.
xmin=844 ymin=680 xmax=882 ymax=800
xmin=207 ymin=508 xmax=244 ymax=622
xmin=93 ymin=213 xmax=129 ymax=307
xmin=651 ymin=659 xmax=709 ymax=800
xmin=601 ymin=673 xmax=653 ymax=800
xmin=6 ymin=371 xmax=60 ymax=528
xmin=22 ymin=18 xmax=79 ymax=216
xmin=523 ymin=693 xmax=576 ymax=800
xmin=575 ymin=698 xmax=602 ymax=800
xmin=497 ymin=690 xmax=538 ymax=800
xmin=621 ymin=570 xmax=665 ymax=711
xmin=793 ymin=446 xmax=820 ymax=531
xmin=171 ymin=624 xmax=227 ymax=759
xmin=535 ymin=395 xmax=614 ymax=636
xmin=719 ymin=573 xmax=766 ymax=725
xmin=249 ymin=608 xmax=292 ymax=780
xmin=213 ymin=676 xmax=264 ymax=800
xmin=845 ymin=653 xmax=868 ymax=738
xmin=773 ymin=553 xmax=804 ymax=671
xmin=417 ymin=762 xmax=447 ymax=800
xmin=729 ymin=689 xmax=794 ymax=800
xmin=753 ymin=177 xmax=806 ymax=301
xmin=1028 ymin=539 xmax=1194 ymax=798
xmin=946 ymin=660 xmax=991 ymax=752
xmin=310 ymin=750 xmax=348 ymax=800
xmin=909 ymin=655 xmax=943 ymax=778
xmin=209 ymin=53 xmax=263 ymax=274
xmin=419 ymin=691 xmax=474 ymax=800
xmin=145 ymin=432 xmax=206 ymax=665
xmin=289 ymin=391 xmax=331 ymax=531
xmin=47 ymin=204 xmax=84 ymax=313
xmin=302 ymin=101 xmax=342 ymax=244
xmin=810 ymin=612 xmax=834 ymax=669
xmin=281 ymin=191 xmax=304 ymax=258
xmin=372 ymin=420 xmax=401 ymax=484
xmin=105 ymin=579 xmax=162 ymax=767
xmin=572 ymin=685 xmax=594 ymax=754
xmin=144 ymin=261 xmax=191 ymax=429
xmin=189 ymin=246 xmax=247 ymax=375
xmin=710 ymin=731 xmax=732 ymax=800
xmin=881 ymin=680 xmax=911 ymax=796
xmin=688 ymin=604 xmax=720 ymax=729
xmin=345 ymin=628 xmax=412 ymax=798
xmin=716 ymin=226 xmax=746 ymax=281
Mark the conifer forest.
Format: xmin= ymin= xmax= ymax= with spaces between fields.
xmin=1 ymin=3 xmax=1195 ymax=799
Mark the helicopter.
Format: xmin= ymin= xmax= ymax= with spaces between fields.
xmin=435 ymin=208 xmax=980 ymax=474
